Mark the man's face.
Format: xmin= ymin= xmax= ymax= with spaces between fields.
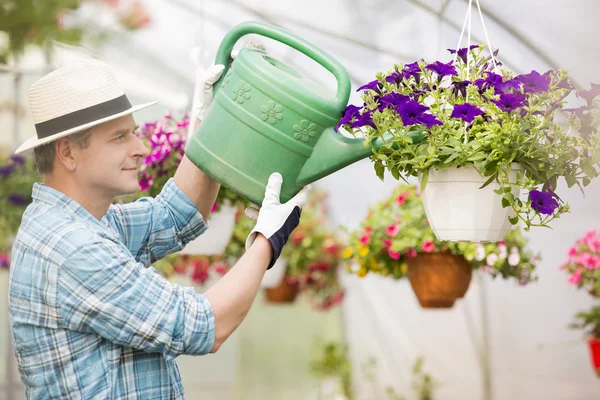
xmin=72 ymin=115 xmax=149 ymax=199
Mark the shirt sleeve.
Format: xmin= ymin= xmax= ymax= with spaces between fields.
xmin=105 ymin=178 xmax=208 ymax=266
xmin=57 ymin=236 xmax=216 ymax=360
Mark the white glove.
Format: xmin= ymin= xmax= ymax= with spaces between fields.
xmin=189 ymin=62 xmax=224 ymax=124
xmin=245 ymin=173 xmax=308 ymax=269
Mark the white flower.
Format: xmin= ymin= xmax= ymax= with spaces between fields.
xmin=508 ymin=247 xmax=520 ymax=266
xmin=486 ymin=253 xmax=498 ymax=266
xmin=475 ymin=244 xmax=486 ymax=261
xmin=498 ymin=244 xmax=507 ymax=259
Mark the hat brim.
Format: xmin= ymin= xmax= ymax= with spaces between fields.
xmin=15 ymin=101 xmax=158 ymax=154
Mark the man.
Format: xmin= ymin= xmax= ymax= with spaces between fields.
xmin=8 ymin=57 xmax=306 ymax=399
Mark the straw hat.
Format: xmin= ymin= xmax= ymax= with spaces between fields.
xmin=15 ymin=59 xmax=156 ymax=154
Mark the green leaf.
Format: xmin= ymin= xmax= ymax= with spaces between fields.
xmin=467 ymin=153 xmax=486 ymax=162
xmin=508 ymin=216 xmax=519 ymax=225
xmin=420 ymin=171 xmax=429 ymax=192
xmin=502 ymin=197 xmax=510 ymax=208
xmin=565 ymin=175 xmax=577 ymax=188
xmin=391 ymin=166 xmax=400 ymax=180
xmin=374 ymin=163 xmax=385 ymax=181
xmin=479 ymin=174 xmax=496 ymax=189
xmin=444 ymin=152 xmax=460 ymax=164
xmin=583 ymin=177 xmax=592 ymax=187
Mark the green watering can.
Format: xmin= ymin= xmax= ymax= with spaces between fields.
xmin=185 ymin=21 xmax=378 ymax=205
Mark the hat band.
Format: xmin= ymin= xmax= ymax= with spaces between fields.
xmin=34 ymin=94 xmax=133 ymax=139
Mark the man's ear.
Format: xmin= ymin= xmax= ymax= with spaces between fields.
xmin=55 ymin=138 xmax=77 ymax=172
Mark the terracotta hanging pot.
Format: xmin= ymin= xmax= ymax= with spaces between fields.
xmin=406 ymin=252 xmax=472 ymax=308
xmin=587 ymin=337 xmax=600 ymax=378
xmin=264 ymin=276 xmax=299 ymax=303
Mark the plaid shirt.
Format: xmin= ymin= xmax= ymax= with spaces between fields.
xmin=8 ymin=178 xmax=215 ymax=399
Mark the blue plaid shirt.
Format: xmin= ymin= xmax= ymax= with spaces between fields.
xmin=8 ymin=178 xmax=215 ymax=399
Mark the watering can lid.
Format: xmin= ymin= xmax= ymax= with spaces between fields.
xmin=235 ymin=48 xmax=341 ymax=119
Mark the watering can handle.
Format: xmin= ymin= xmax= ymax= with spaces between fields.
xmin=214 ymin=21 xmax=351 ymax=111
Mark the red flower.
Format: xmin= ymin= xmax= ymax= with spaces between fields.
xmin=383 ymin=239 xmax=392 ymax=248
xmin=386 ymin=224 xmax=400 ymax=237
xmin=388 ymin=249 xmax=401 ymax=260
xmin=360 ymin=234 xmax=371 ymax=245
xmin=407 ymin=248 xmax=417 ymax=257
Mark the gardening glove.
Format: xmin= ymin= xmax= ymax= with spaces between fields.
xmin=245 ymin=173 xmax=308 ymax=269
xmin=189 ymin=58 xmax=224 ymax=122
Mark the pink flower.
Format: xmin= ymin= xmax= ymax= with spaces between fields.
xmin=0 ymin=253 xmax=9 ymax=269
xmin=568 ymin=268 xmax=583 ymax=285
xmin=407 ymin=248 xmax=417 ymax=258
xmin=213 ymin=262 xmax=228 ymax=275
xmin=567 ymin=246 xmax=578 ymax=258
xmin=364 ymin=226 xmax=372 ymax=234
xmin=577 ymin=253 xmax=600 ymax=270
xmin=422 ymin=241 xmax=435 ymax=253
xmin=386 ymin=224 xmax=400 ymax=237
xmin=388 ymin=249 xmax=401 ymax=260
xmin=211 ymin=203 xmax=218 ymax=213
xmin=396 ymin=191 xmax=409 ymax=205
xmin=360 ymin=234 xmax=370 ymax=245
xmin=139 ymin=172 xmax=153 ymax=191
xmin=383 ymin=239 xmax=392 ymax=248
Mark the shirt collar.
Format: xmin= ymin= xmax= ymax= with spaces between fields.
xmin=31 ymin=182 xmax=116 ymax=235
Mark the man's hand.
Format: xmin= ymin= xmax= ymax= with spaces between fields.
xmin=245 ymin=173 xmax=308 ymax=269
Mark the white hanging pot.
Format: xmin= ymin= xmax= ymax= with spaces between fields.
xmin=259 ymin=257 xmax=288 ymax=289
xmin=420 ymin=163 xmax=523 ymax=242
xmin=180 ymin=203 xmax=237 ymax=255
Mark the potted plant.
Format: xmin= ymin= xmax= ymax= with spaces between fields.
xmin=570 ymin=306 xmax=600 ymax=377
xmin=336 ymin=44 xmax=600 ymax=242
xmin=151 ymin=252 xmax=230 ymax=287
xmin=560 ymin=229 xmax=600 ymax=296
xmin=0 ymin=154 xmax=39 ymax=255
xmin=126 ymin=112 xmax=246 ymax=255
xmin=343 ymin=184 xmax=539 ymax=308
xmin=282 ymin=190 xmax=345 ymax=310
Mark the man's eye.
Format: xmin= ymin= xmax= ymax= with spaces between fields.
xmin=115 ymin=135 xmax=125 ymax=141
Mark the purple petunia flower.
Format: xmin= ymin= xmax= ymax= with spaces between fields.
xmin=576 ymin=83 xmax=600 ymax=105
xmin=425 ymin=61 xmax=457 ymax=79
xmin=447 ymin=45 xmax=479 ymax=63
xmin=452 ymin=80 xmax=472 ymax=98
xmin=396 ymin=100 xmax=430 ymax=126
xmin=529 ymin=190 xmax=559 ymax=215
xmin=416 ymin=113 xmax=442 ymax=128
xmin=484 ymin=72 xmax=519 ymax=93
xmin=451 ymin=103 xmax=484 ymax=122
xmin=402 ymin=62 xmax=421 ymax=79
xmin=8 ymin=194 xmax=26 ymax=206
xmin=385 ymin=72 xmax=403 ymax=84
xmin=492 ymin=93 xmax=526 ymax=112
xmin=564 ymin=106 xmax=588 ymax=119
xmin=0 ymin=164 xmax=15 ymax=178
xmin=379 ymin=93 xmax=410 ymax=109
xmin=350 ymin=111 xmax=375 ymax=129
xmin=334 ymin=104 xmax=362 ymax=131
xmin=516 ymin=70 xmax=550 ymax=93
xmin=356 ymin=80 xmax=381 ymax=93
xmin=10 ymin=155 xmax=25 ymax=165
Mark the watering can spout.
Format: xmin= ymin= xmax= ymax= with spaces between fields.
xmin=296 ymin=128 xmax=377 ymax=186
xmin=296 ymin=130 xmax=425 ymax=187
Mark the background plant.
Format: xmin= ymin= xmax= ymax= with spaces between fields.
xmin=560 ymin=229 xmax=600 ymax=296
xmin=570 ymin=306 xmax=600 ymax=339
xmin=343 ymin=184 xmax=539 ymax=283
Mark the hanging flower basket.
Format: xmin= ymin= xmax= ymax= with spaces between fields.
xmin=180 ymin=203 xmax=238 ymax=255
xmin=588 ymin=337 xmax=600 ymax=378
xmin=420 ymin=163 xmax=522 ymax=242
xmin=337 ymin=43 xmax=600 ymax=242
xmin=264 ymin=276 xmax=299 ymax=303
xmin=406 ymin=251 xmax=472 ymax=308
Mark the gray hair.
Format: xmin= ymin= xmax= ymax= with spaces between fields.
xmin=33 ymin=129 xmax=93 ymax=175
